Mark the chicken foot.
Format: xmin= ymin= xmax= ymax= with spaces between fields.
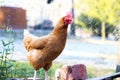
xmin=44 ymin=70 xmax=49 ymax=80
xmin=33 ymin=70 xmax=37 ymax=80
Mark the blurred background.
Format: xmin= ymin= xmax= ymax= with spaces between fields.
xmin=0 ymin=0 xmax=120 ymax=80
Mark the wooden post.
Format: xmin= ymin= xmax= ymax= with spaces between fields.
xmin=101 ymin=21 xmax=106 ymax=41
xmin=70 ymin=0 xmax=75 ymax=36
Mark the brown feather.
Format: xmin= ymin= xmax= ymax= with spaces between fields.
xmin=24 ymin=17 xmax=69 ymax=70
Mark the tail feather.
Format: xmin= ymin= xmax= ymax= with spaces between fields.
xmin=23 ymin=29 xmax=38 ymax=39
xmin=24 ymin=29 xmax=30 ymax=36
xmin=23 ymin=29 xmax=33 ymax=50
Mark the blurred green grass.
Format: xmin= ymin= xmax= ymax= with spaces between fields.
xmin=0 ymin=61 xmax=115 ymax=79
xmin=86 ymin=66 xmax=115 ymax=79
xmin=7 ymin=61 xmax=63 ymax=80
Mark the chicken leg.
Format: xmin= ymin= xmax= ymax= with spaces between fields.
xmin=44 ymin=70 xmax=49 ymax=80
xmin=33 ymin=70 xmax=37 ymax=80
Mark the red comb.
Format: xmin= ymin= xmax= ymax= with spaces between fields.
xmin=64 ymin=12 xmax=73 ymax=24
xmin=66 ymin=12 xmax=73 ymax=19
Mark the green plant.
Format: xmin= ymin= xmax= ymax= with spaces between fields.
xmin=48 ymin=62 xmax=63 ymax=80
xmin=114 ymin=24 xmax=120 ymax=40
xmin=76 ymin=0 xmax=120 ymax=40
xmin=6 ymin=61 xmax=63 ymax=79
xmin=77 ymin=13 xmax=115 ymax=37
xmin=0 ymin=28 xmax=14 ymax=79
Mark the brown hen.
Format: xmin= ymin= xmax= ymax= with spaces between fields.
xmin=23 ymin=12 xmax=73 ymax=80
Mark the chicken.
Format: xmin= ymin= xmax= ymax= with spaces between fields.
xmin=23 ymin=12 xmax=73 ymax=80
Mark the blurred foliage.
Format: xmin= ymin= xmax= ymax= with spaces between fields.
xmin=0 ymin=61 xmax=63 ymax=80
xmin=87 ymin=66 xmax=115 ymax=78
xmin=0 ymin=28 xmax=14 ymax=79
xmin=75 ymin=0 xmax=120 ymax=39
xmin=0 ymin=61 xmax=115 ymax=79
xmin=0 ymin=1 xmax=14 ymax=79
xmin=75 ymin=0 xmax=120 ymax=26
xmin=77 ymin=13 xmax=115 ymax=37
xmin=113 ymin=24 xmax=120 ymax=40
